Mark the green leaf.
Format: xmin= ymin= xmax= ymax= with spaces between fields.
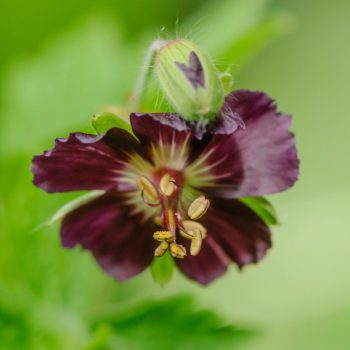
xmin=0 ymin=16 xmax=136 ymax=155
xmin=240 ymin=197 xmax=278 ymax=225
xmin=90 ymin=295 xmax=255 ymax=350
xmin=85 ymin=324 xmax=113 ymax=350
xmin=91 ymin=112 xmax=132 ymax=135
xmin=150 ymin=252 xmax=174 ymax=286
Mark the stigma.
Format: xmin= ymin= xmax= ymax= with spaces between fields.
xmin=135 ymin=173 xmax=210 ymax=258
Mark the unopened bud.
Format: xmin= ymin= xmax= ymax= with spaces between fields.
xmin=190 ymin=229 xmax=202 ymax=256
xmin=187 ymin=196 xmax=210 ymax=220
xmin=155 ymin=39 xmax=224 ymax=122
xmin=153 ymin=231 xmax=174 ymax=242
xmin=170 ymin=243 xmax=187 ymax=259
xmin=154 ymin=241 xmax=169 ymax=257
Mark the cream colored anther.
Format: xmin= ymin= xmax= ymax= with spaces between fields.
xmin=170 ymin=243 xmax=187 ymax=258
xmin=136 ymin=176 xmax=159 ymax=203
xmin=190 ymin=229 xmax=202 ymax=256
xmin=181 ymin=220 xmax=207 ymax=239
xmin=154 ymin=241 xmax=169 ymax=257
xmin=187 ymin=196 xmax=210 ymax=220
xmin=159 ymin=173 xmax=176 ymax=197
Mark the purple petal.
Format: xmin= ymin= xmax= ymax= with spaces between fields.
xmin=32 ymin=128 xmax=144 ymax=193
xmin=130 ymin=113 xmax=210 ymax=164
xmin=200 ymin=90 xmax=299 ymax=198
xmin=61 ymin=192 xmax=157 ymax=281
xmin=175 ymin=235 xmax=229 ymax=285
xmin=211 ymin=109 xmax=245 ymax=135
xmin=202 ymin=198 xmax=271 ymax=268
xmin=130 ymin=113 xmax=191 ymax=146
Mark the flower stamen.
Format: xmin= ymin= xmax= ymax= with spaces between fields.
xmin=187 ymin=195 xmax=210 ymax=220
xmin=136 ymin=176 xmax=159 ymax=205
xmin=153 ymin=230 xmax=174 ymax=242
xmin=159 ymin=173 xmax=176 ymax=197
xmin=150 ymin=173 xmax=208 ymax=259
xmin=154 ymin=241 xmax=169 ymax=257
xmin=169 ymin=242 xmax=187 ymax=258
xmin=190 ymin=229 xmax=202 ymax=256
xmin=181 ymin=220 xmax=207 ymax=239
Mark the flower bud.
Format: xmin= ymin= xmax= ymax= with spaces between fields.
xmin=155 ymin=39 xmax=224 ymax=122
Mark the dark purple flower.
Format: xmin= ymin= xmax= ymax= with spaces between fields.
xmin=32 ymin=90 xmax=299 ymax=285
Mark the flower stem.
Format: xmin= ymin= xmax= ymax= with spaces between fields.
xmin=128 ymin=39 xmax=166 ymax=112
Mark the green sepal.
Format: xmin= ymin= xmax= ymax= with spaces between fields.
xmin=150 ymin=251 xmax=174 ymax=286
xmin=220 ymin=70 xmax=234 ymax=94
xmin=91 ymin=112 xmax=132 ymax=135
xmin=240 ymin=196 xmax=278 ymax=225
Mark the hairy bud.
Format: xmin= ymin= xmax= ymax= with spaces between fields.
xmin=155 ymin=39 xmax=224 ymax=121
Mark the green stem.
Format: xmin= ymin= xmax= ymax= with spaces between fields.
xmin=128 ymin=39 xmax=166 ymax=112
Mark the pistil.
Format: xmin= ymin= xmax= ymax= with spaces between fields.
xmin=136 ymin=173 xmax=210 ymax=259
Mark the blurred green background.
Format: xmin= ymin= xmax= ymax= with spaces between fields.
xmin=1 ymin=0 xmax=349 ymax=349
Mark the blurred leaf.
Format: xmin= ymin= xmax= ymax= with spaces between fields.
xmin=0 ymin=307 xmax=29 ymax=349
xmin=0 ymin=155 xmax=153 ymax=350
xmin=92 ymin=112 xmax=132 ymax=135
xmin=85 ymin=324 xmax=113 ymax=350
xmin=89 ymin=295 xmax=254 ymax=350
xmin=150 ymin=252 xmax=174 ymax=285
xmin=186 ymin=0 xmax=294 ymax=75
xmin=221 ymin=13 xmax=295 ymax=75
xmin=240 ymin=196 xmax=278 ymax=225
xmin=189 ymin=0 xmax=272 ymax=53
xmin=0 ymin=16 xmax=134 ymax=155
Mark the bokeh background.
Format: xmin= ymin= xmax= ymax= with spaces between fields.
xmin=1 ymin=0 xmax=349 ymax=349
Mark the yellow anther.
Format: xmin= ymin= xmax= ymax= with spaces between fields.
xmin=182 ymin=220 xmax=207 ymax=239
xmin=179 ymin=229 xmax=193 ymax=239
xmin=170 ymin=243 xmax=187 ymax=259
xmin=153 ymin=215 xmax=163 ymax=226
xmin=136 ymin=176 xmax=159 ymax=203
xmin=190 ymin=229 xmax=202 ymax=256
xmin=187 ymin=196 xmax=210 ymax=220
xmin=159 ymin=173 xmax=176 ymax=197
xmin=154 ymin=241 xmax=169 ymax=257
xmin=153 ymin=231 xmax=174 ymax=242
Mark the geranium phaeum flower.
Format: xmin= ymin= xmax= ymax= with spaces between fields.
xmin=31 ymin=90 xmax=299 ymax=285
